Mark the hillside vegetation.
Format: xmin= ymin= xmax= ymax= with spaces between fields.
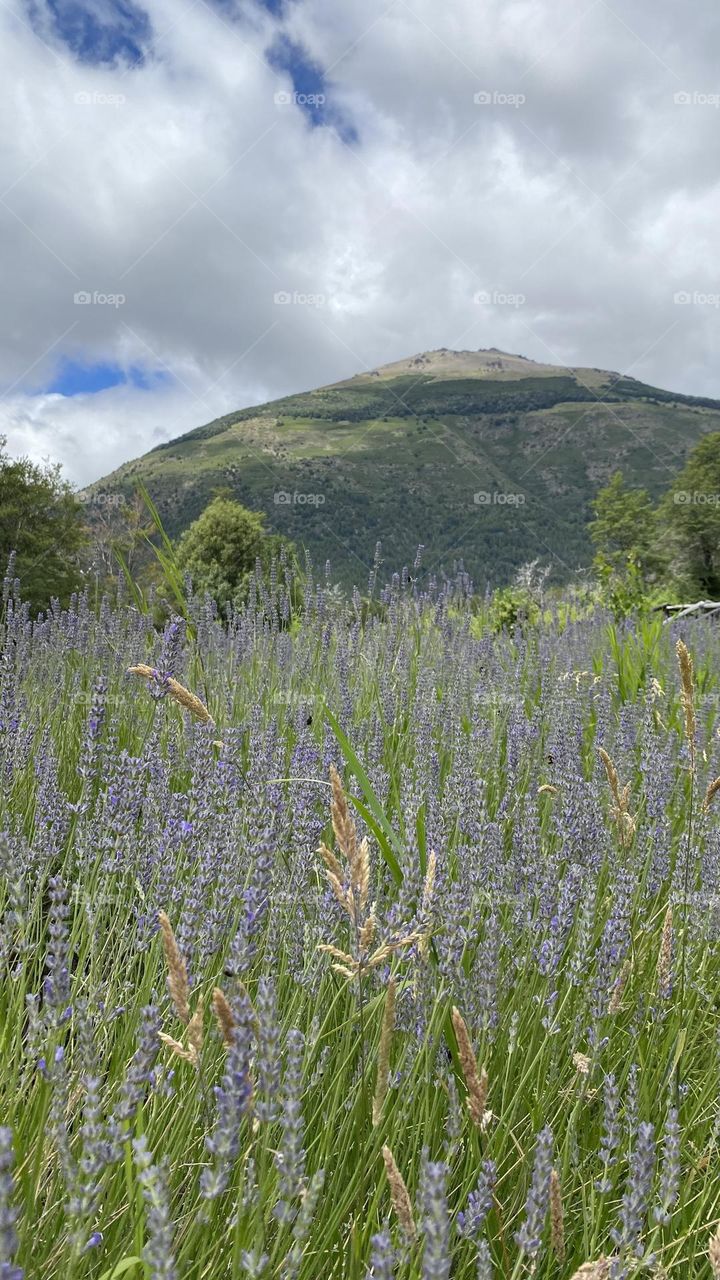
xmin=89 ymin=349 xmax=720 ymax=585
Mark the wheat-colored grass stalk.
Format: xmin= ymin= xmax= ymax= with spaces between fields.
xmin=158 ymin=911 xmax=190 ymax=1024
xmin=128 ymin=664 xmax=213 ymax=725
xmin=318 ymin=766 xmax=371 ymax=924
xmin=709 ymin=1226 xmax=720 ymax=1277
xmin=703 ymin=777 xmax=720 ymax=813
xmin=212 ymin=987 xmax=236 ymax=1046
xmin=372 ymin=977 xmax=396 ymax=1126
xmin=676 ymin=639 xmax=696 ymax=764
xmin=187 ymin=996 xmax=204 ymax=1060
xmin=608 ymin=957 xmax=631 ymax=1015
xmin=318 ymin=930 xmax=421 ymax=980
xmin=598 ymin=747 xmax=635 ymax=845
xmin=158 ymin=1031 xmax=198 ymax=1066
xmin=381 ymin=1146 xmax=416 ymax=1241
xmin=550 ymin=1168 xmax=565 ymax=1262
xmin=569 ymin=1261 xmax=610 ymax=1280
xmin=451 ymin=1007 xmax=488 ymax=1128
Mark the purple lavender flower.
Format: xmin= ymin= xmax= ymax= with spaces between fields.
xmin=612 ymin=1121 xmax=655 ymax=1256
xmin=457 ymin=1162 xmax=496 ymax=1240
xmin=476 ymin=1240 xmax=493 ymax=1280
xmin=254 ymin=977 xmax=281 ymax=1123
xmin=419 ymin=1156 xmax=450 ymax=1280
xmin=0 ymin=1127 xmax=23 ymax=1280
xmin=113 ymin=1002 xmax=162 ymax=1127
xmin=274 ymin=1030 xmax=307 ymax=1224
xmin=42 ymin=877 xmax=71 ymax=1017
xmin=654 ymin=1107 xmax=680 ymax=1225
xmin=67 ymin=1006 xmax=113 ymax=1247
xmin=596 ymin=1073 xmax=621 ymax=1192
xmin=77 ymin=679 xmax=107 ymax=781
xmin=201 ymin=992 xmax=254 ymax=1200
xmin=238 ymin=1249 xmax=269 ymax=1277
xmin=515 ymin=1126 xmax=553 ymax=1257
xmin=364 ymin=1226 xmax=395 ymax=1280
xmin=283 ymin=1169 xmax=324 ymax=1280
xmin=133 ymin=1137 xmax=177 ymax=1280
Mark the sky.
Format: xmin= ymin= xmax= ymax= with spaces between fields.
xmin=1 ymin=0 xmax=719 ymax=486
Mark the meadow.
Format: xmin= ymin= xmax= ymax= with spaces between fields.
xmin=2 ymin=559 xmax=720 ymax=1279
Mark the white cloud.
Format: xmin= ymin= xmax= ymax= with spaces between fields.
xmin=1 ymin=0 xmax=719 ymax=486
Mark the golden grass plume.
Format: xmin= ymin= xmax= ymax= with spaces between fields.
xmin=451 ymin=1007 xmax=488 ymax=1128
xmin=372 ymin=977 xmax=396 ymax=1126
xmin=381 ymin=1146 xmax=416 ymax=1241
xmin=158 ymin=910 xmax=190 ymax=1024
xmin=212 ymin=987 xmax=236 ymax=1046
xmin=128 ymin=664 xmax=213 ymax=725
xmin=550 ymin=1168 xmax=565 ymax=1262
xmin=676 ymin=638 xmax=695 ymax=762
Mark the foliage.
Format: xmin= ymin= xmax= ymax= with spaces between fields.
xmin=1 ymin=562 xmax=720 ymax=1277
xmin=84 ymin=364 xmax=720 ymax=589
xmin=174 ymin=494 xmax=292 ymax=611
xmin=0 ymin=435 xmax=86 ymax=610
xmin=662 ymin=431 xmax=720 ymax=595
xmin=588 ymin=471 xmax=661 ymax=577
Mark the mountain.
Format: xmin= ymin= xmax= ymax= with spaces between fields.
xmin=89 ymin=348 xmax=720 ymax=586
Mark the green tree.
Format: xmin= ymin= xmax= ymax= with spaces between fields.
xmin=663 ymin=432 xmax=720 ymax=596
xmin=0 ymin=436 xmax=86 ymax=611
xmin=175 ymin=495 xmax=289 ymax=610
xmin=588 ymin=472 xmax=659 ymax=575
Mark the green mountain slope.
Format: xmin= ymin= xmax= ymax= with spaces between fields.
xmin=90 ymin=348 xmax=720 ymax=585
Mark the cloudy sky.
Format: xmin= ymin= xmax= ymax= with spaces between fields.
xmin=1 ymin=0 xmax=719 ymax=485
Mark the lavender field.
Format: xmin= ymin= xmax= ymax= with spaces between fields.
xmin=2 ymin=560 xmax=720 ymax=1280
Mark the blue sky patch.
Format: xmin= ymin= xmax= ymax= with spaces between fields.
xmin=42 ymin=359 xmax=171 ymax=396
xmin=267 ymin=35 xmax=358 ymax=144
xmin=26 ymin=0 xmax=152 ymax=65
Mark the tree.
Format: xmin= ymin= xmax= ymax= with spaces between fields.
xmin=663 ymin=432 xmax=720 ymax=596
xmin=588 ymin=472 xmax=659 ymax=576
xmin=0 ymin=436 xmax=86 ymax=611
xmin=174 ymin=495 xmax=289 ymax=610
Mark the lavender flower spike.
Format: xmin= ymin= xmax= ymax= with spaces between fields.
xmin=0 ymin=1127 xmax=23 ymax=1280
xmin=133 ymin=1136 xmax=177 ymax=1280
xmin=515 ymin=1126 xmax=553 ymax=1257
xmin=420 ymin=1157 xmax=451 ymax=1280
xmin=364 ymin=1226 xmax=395 ymax=1280
xmin=612 ymin=1121 xmax=655 ymax=1257
xmin=654 ymin=1107 xmax=680 ymax=1226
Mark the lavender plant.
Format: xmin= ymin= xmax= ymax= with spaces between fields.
xmin=0 ymin=560 xmax=717 ymax=1276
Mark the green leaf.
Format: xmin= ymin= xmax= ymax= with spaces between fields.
xmin=98 ymin=1258 xmax=144 ymax=1280
xmin=324 ymin=706 xmax=403 ymax=884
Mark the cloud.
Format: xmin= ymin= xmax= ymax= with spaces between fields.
xmin=1 ymin=0 xmax=719 ymax=486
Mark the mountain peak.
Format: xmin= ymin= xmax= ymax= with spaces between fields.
xmin=336 ymin=347 xmax=614 ymax=387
